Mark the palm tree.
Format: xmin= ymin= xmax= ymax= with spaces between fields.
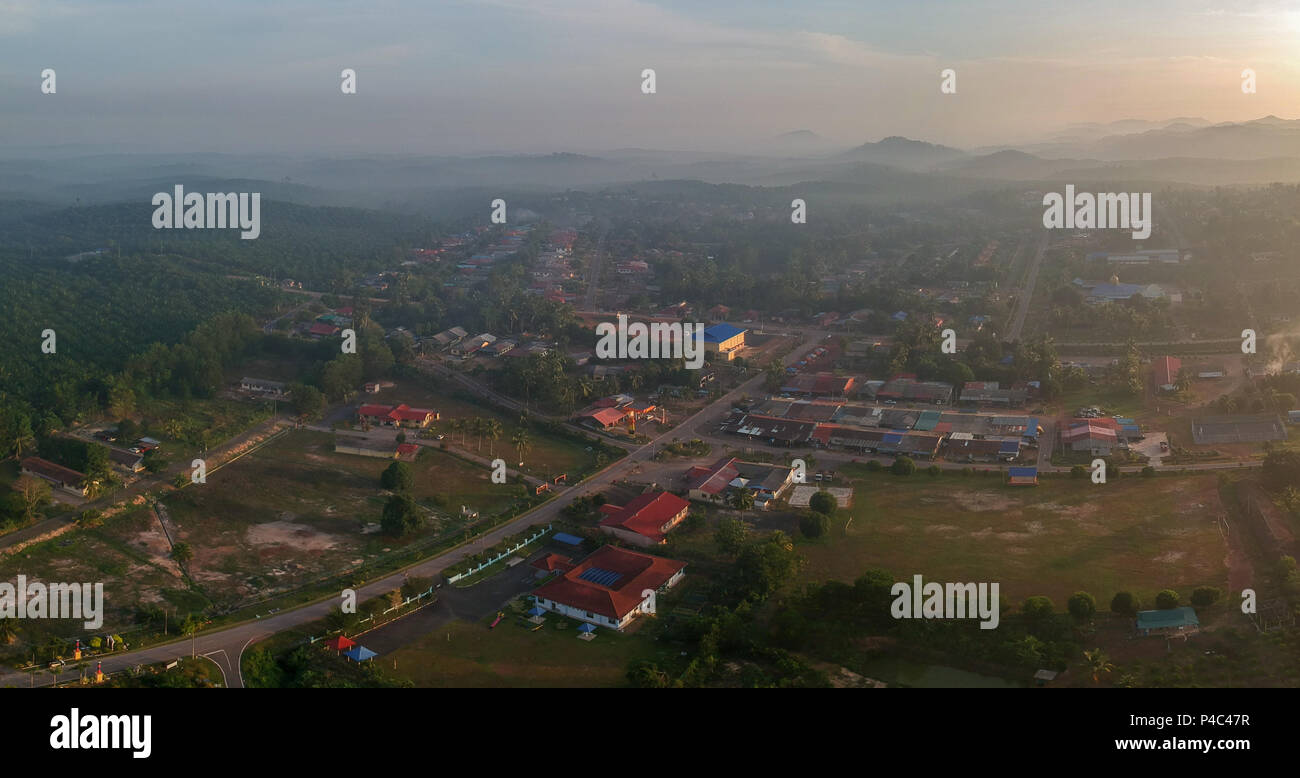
xmin=511 ymin=429 xmax=531 ymax=466
xmin=473 ymin=418 xmax=488 ymax=452
xmin=1083 ymin=648 xmax=1114 ymax=684
xmin=487 ymin=419 xmax=504 ymax=456
xmin=729 ymin=490 xmax=755 ymax=511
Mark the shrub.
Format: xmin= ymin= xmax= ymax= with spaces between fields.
xmin=1110 ymin=591 xmax=1140 ymax=616
xmin=808 ymin=491 xmax=837 ymax=516
xmin=1067 ymin=591 xmax=1097 ymax=622
xmin=891 ymin=456 xmax=916 ymax=476
xmin=1021 ymin=596 xmax=1055 ymax=621
xmin=799 ymin=511 xmax=831 ymax=539
xmin=926 ymin=465 xmax=941 ymax=476
xmin=381 ymin=461 xmax=414 ymax=491
xmin=1155 ymin=589 xmax=1180 ymax=609
xmin=1191 ymin=586 xmax=1221 ymax=608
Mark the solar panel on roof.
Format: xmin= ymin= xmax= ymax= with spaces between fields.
xmin=579 ymin=567 xmax=623 ymax=587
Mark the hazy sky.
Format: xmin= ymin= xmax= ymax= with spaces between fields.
xmin=1 ymin=0 xmax=1298 ymax=154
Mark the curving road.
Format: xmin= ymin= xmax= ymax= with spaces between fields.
xmin=0 ymin=331 xmax=825 ymax=689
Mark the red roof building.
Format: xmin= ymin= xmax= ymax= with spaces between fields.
xmin=598 ymin=491 xmax=690 ymax=546
xmin=357 ymin=403 xmax=438 ymax=428
xmin=532 ymin=545 xmax=686 ymax=630
xmin=308 ymin=322 xmax=340 ymax=337
xmin=1154 ymin=356 xmax=1182 ymax=392
xmin=530 ymin=553 xmax=574 ymax=574
xmin=577 ymin=407 xmax=628 ymax=430
xmin=1059 ymin=418 xmax=1120 ymax=455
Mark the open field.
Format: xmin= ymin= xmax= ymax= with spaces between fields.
xmin=386 ymin=607 xmax=664 ymax=688
xmin=792 ymin=465 xmax=1230 ymax=607
xmin=1051 ymin=385 xmax=1146 ymax=420
xmin=383 ymin=378 xmax=608 ymax=479
xmin=161 ymin=430 xmax=529 ymax=609
xmin=0 ymin=505 xmax=185 ymax=647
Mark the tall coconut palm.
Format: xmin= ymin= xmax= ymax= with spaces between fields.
xmin=473 ymin=418 xmax=488 ymax=452
xmin=511 ymin=428 xmax=531 ymax=466
xmin=487 ymin=419 xmax=504 ymax=456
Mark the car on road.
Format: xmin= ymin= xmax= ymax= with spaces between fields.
xmin=1159 ymin=441 xmax=1169 ymax=451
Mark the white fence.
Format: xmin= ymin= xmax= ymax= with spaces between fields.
xmin=445 ymin=524 xmax=553 ymax=583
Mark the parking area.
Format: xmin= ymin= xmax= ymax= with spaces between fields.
xmin=1129 ymin=431 xmax=1170 ymax=467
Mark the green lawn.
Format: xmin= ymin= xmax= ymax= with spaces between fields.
xmin=387 ymin=610 xmax=666 ymax=688
xmin=790 ymin=465 xmax=1230 ymax=608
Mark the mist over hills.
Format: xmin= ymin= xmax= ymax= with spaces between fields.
xmin=4 ymin=116 xmax=1299 ymax=214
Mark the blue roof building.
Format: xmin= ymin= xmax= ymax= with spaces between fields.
xmin=702 ymin=323 xmax=746 ymax=344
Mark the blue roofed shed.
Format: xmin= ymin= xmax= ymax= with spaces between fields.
xmin=1135 ymin=607 xmax=1200 ymax=637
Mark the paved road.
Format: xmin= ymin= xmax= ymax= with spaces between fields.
xmin=0 ymin=332 xmax=825 ymax=689
xmin=1005 ymin=231 xmax=1048 ymax=343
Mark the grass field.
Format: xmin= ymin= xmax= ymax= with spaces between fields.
xmin=161 ymin=429 xmax=529 ymax=608
xmin=0 ymin=505 xmax=185 ymax=648
xmin=387 ymin=610 xmax=665 ymax=688
xmin=386 ymin=378 xmax=607 ymax=479
xmin=790 ymin=465 xmax=1230 ymax=608
xmin=1052 ymin=385 xmax=1146 ymax=420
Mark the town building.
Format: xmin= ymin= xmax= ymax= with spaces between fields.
xmin=356 ymin=403 xmax=438 ymax=428
xmin=701 ymin=323 xmax=747 ymax=361
xmin=239 ymin=377 xmax=289 ymax=397
xmin=597 ymin=491 xmax=691 ymax=547
xmin=1059 ymin=419 xmax=1119 ymax=456
xmin=531 ymin=545 xmax=686 ymax=631
xmin=1153 ymin=356 xmax=1181 ymax=393
xmin=959 ymin=381 xmax=1027 ymax=407
xmin=873 ymin=378 xmax=954 ymax=405
xmin=108 ymin=448 xmax=145 ymax=474
xmin=19 ymin=457 xmax=91 ymax=496
xmin=684 ymin=457 xmax=795 ymax=509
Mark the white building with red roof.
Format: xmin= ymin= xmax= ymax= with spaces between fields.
xmin=532 ymin=545 xmax=686 ymax=630
xmin=597 ymin=491 xmax=690 ymax=547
